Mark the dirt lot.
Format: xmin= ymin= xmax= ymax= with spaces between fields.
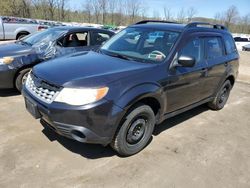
xmin=0 ymin=52 xmax=250 ymax=188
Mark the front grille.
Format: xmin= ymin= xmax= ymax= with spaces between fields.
xmin=25 ymin=72 xmax=60 ymax=104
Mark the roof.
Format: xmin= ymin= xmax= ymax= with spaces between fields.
xmin=130 ymin=21 xmax=229 ymax=34
xmin=130 ymin=23 xmax=186 ymax=32
xmin=50 ymin=26 xmax=114 ymax=33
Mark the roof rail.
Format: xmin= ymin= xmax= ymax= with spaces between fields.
xmin=135 ymin=20 xmax=179 ymax=25
xmin=185 ymin=22 xmax=227 ymax=30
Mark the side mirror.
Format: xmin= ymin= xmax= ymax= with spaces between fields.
xmin=177 ymin=55 xmax=195 ymax=67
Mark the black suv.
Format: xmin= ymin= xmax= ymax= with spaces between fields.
xmin=23 ymin=21 xmax=239 ymax=156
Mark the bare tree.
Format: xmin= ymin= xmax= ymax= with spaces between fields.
xmin=108 ymin=0 xmax=117 ymax=25
xmin=176 ymin=8 xmax=186 ymax=23
xmin=126 ymin=0 xmax=143 ymax=24
xmin=163 ymin=6 xmax=173 ymax=21
xmin=224 ymin=5 xmax=239 ymax=28
xmin=153 ymin=10 xmax=160 ymax=20
xmin=187 ymin=7 xmax=197 ymax=22
xmin=240 ymin=13 xmax=250 ymax=33
xmin=84 ymin=0 xmax=92 ymax=23
xmin=98 ymin=0 xmax=108 ymax=24
xmin=92 ymin=0 xmax=101 ymax=24
xmin=47 ymin=0 xmax=57 ymax=20
xmin=57 ymin=0 xmax=68 ymax=21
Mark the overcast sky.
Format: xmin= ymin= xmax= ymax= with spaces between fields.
xmin=69 ymin=0 xmax=250 ymax=18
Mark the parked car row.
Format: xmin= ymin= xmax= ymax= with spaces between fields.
xmin=1 ymin=21 xmax=239 ymax=156
xmin=0 ymin=16 xmax=48 ymax=40
xmin=233 ymin=36 xmax=250 ymax=51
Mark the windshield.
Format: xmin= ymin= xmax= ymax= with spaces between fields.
xmin=21 ymin=29 xmax=67 ymax=46
xmin=101 ymin=27 xmax=180 ymax=63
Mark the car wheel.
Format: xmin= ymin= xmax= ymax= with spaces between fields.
xmin=111 ymin=104 xmax=155 ymax=156
xmin=208 ymin=80 xmax=232 ymax=110
xmin=15 ymin=68 xmax=31 ymax=92
xmin=17 ymin=34 xmax=27 ymax=40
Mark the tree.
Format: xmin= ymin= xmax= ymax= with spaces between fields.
xmin=187 ymin=7 xmax=197 ymax=22
xmin=84 ymin=0 xmax=92 ymax=23
xmin=176 ymin=8 xmax=186 ymax=23
xmin=126 ymin=0 xmax=143 ymax=24
xmin=163 ymin=7 xmax=173 ymax=21
xmin=224 ymin=5 xmax=239 ymax=28
xmin=99 ymin=0 xmax=108 ymax=24
xmin=108 ymin=0 xmax=117 ymax=25
xmin=57 ymin=0 xmax=68 ymax=21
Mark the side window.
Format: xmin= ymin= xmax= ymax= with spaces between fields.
xmin=59 ymin=32 xmax=88 ymax=48
xmin=224 ymin=35 xmax=237 ymax=54
xmin=178 ymin=37 xmax=203 ymax=65
xmin=92 ymin=32 xmax=111 ymax=45
xmin=205 ymin=37 xmax=224 ymax=59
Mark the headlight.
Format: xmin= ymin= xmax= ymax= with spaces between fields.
xmin=0 ymin=57 xmax=14 ymax=65
xmin=54 ymin=87 xmax=109 ymax=106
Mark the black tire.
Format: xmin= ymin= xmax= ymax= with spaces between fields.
xmin=15 ymin=68 xmax=31 ymax=92
xmin=111 ymin=104 xmax=155 ymax=156
xmin=17 ymin=33 xmax=28 ymax=40
xmin=208 ymin=80 xmax=232 ymax=110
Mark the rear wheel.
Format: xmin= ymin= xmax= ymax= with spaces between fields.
xmin=16 ymin=33 xmax=29 ymax=40
xmin=15 ymin=68 xmax=31 ymax=92
xmin=111 ymin=104 xmax=155 ymax=156
xmin=208 ymin=80 xmax=232 ymax=110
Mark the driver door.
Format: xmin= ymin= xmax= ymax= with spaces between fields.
xmin=165 ymin=37 xmax=208 ymax=113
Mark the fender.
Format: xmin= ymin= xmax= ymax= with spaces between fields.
xmin=114 ymin=83 xmax=166 ymax=121
xmin=213 ymin=65 xmax=236 ymax=97
xmin=14 ymin=26 xmax=34 ymax=38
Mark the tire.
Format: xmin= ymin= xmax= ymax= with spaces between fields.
xmin=207 ymin=80 xmax=232 ymax=110
xmin=15 ymin=68 xmax=31 ymax=92
xmin=111 ymin=104 xmax=155 ymax=156
xmin=17 ymin=33 xmax=28 ymax=40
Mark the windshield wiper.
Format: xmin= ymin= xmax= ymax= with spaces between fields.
xmin=101 ymin=50 xmax=135 ymax=61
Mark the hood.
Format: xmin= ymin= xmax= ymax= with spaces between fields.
xmin=33 ymin=51 xmax=156 ymax=87
xmin=0 ymin=42 xmax=33 ymax=58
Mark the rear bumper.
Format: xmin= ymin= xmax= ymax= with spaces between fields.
xmin=23 ymin=87 xmax=125 ymax=145
xmin=0 ymin=65 xmax=16 ymax=88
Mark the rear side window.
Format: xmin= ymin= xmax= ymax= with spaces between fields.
xmin=205 ymin=37 xmax=224 ymax=59
xmin=92 ymin=32 xmax=111 ymax=45
xmin=224 ymin=35 xmax=237 ymax=54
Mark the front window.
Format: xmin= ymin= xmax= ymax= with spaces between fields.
xmin=101 ymin=27 xmax=180 ymax=63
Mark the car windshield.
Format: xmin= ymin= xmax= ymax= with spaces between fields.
xmin=20 ymin=28 xmax=67 ymax=46
xmin=101 ymin=27 xmax=180 ymax=63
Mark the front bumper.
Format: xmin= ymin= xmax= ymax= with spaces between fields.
xmin=23 ymin=87 xmax=125 ymax=145
xmin=0 ymin=64 xmax=16 ymax=89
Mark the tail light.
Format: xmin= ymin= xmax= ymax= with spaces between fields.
xmin=38 ymin=25 xmax=48 ymax=31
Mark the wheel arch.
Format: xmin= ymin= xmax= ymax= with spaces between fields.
xmin=115 ymin=83 xmax=165 ymax=124
xmin=16 ymin=31 xmax=30 ymax=40
xmin=13 ymin=64 xmax=33 ymax=88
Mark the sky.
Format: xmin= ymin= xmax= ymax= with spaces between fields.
xmin=69 ymin=0 xmax=250 ymax=19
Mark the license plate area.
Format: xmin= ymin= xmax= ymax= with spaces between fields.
xmin=25 ymin=98 xmax=41 ymax=119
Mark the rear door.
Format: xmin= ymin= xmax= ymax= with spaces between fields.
xmin=90 ymin=31 xmax=112 ymax=50
xmin=166 ymin=36 xmax=207 ymax=113
xmin=201 ymin=35 xmax=227 ymax=98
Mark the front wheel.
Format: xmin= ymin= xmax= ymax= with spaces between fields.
xmin=208 ymin=80 xmax=232 ymax=110
xmin=111 ymin=104 xmax=155 ymax=156
xmin=15 ymin=68 xmax=31 ymax=92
